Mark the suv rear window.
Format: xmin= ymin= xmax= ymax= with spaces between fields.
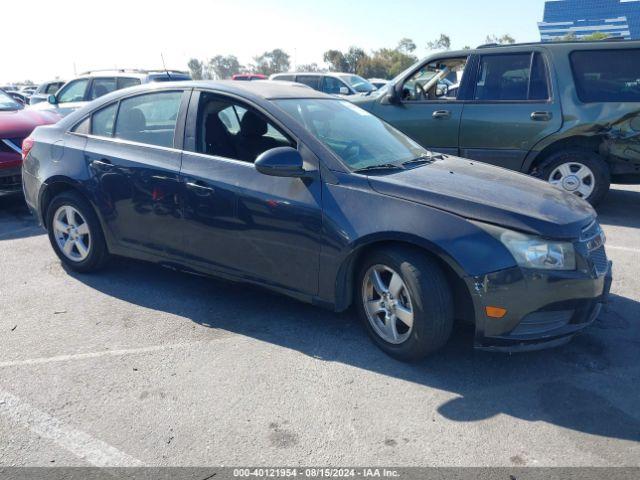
xmin=570 ymin=49 xmax=640 ymax=103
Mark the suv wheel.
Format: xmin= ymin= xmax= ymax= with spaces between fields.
xmin=46 ymin=191 xmax=110 ymax=273
xmin=536 ymin=149 xmax=610 ymax=206
xmin=356 ymin=247 xmax=454 ymax=361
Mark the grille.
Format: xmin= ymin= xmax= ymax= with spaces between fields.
xmin=590 ymin=246 xmax=608 ymax=275
xmin=581 ymin=220 xmax=599 ymax=240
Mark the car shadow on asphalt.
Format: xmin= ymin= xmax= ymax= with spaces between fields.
xmin=66 ymin=258 xmax=640 ymax=444
xmin=597 ymin=186 xmax=640 ymax=229
xmin=0 ymin=194 xmax=43 ymax=241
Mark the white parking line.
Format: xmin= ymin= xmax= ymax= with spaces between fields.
xmin=0 ymin=389 xmax=144 ymax=466
xmin=607 ymin=245 xmax=640 ymax=254
xmin=0 ymin=343 xmax=194 ymax=369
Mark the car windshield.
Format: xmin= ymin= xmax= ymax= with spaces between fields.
xmin=275 ymin=99 xmax=429 ymax=171
xmin=0 ymin=90 xmax=22 ymax=111
xmin=338 ymin=75 xmax=376 ymax=93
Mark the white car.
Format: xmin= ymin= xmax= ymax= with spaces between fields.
xmin=269 ymin=72 xmax=376 ymax=96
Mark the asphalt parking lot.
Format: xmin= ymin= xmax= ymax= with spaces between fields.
xmin=0 ymin=186 xmax=639 ymax=467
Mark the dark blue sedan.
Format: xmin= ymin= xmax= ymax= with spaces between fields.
xmin=22 ymin=80 xmax=611 ymax=360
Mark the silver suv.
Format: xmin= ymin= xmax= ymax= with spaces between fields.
xmin=269 ymin=72 xmax=376 ymax=96
xmin=29 ymin=69 xmax=191 ymax=117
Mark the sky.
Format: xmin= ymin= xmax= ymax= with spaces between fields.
xmin=1 ymin=0 xmax=548 ymax=84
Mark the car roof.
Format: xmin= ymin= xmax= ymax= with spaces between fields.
xmin=56 ymin=79 xmax=340 ymax=136
xmin=273 ymin=72 xmax=357 ymax=78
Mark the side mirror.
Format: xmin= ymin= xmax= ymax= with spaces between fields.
xmin=381 ymin=83 xmax=400 ymax=105
xmin=339 ymin=86 xmax=350 ymax=95
xmin=255 ymin=147 xmax=307 ymax=178
xmin=47 ymin=94 xmax=57 ymax=105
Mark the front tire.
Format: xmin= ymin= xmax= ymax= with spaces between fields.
xmin=356 ymin=247 xmax=454 ymax=361
xmin=46 ymin=191 xmax=109 ymax=273
xmin=535 ymin=149 xmax=610 ymax=206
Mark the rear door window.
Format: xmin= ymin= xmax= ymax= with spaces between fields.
xmin=114 ymin=91 xmax=183 ymax=148
xmin=118 ymin=77 xmax=142 ymax=90
xmin=88 ymin=77 xmax=117 ymax=100
xmin=473 ymin=53 xmax=549 ymax=101
xmin=570 ymin=49 xmax=640 ymax=102
xmin=296 ymin=75 xmax=321 ymax=90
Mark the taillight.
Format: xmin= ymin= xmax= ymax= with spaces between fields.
xmin=22 ymin=136 xmax=34 ymax=160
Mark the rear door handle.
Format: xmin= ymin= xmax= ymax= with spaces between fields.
xmin=531 ymin=111 xmax=552 ymax=121
xmin=186 ymin=180 xmax=214 ymax=195
xmin=90 ymin=158 xmax=113 ymax=168
xmin=432 ymin=110 xmax=451 ymax=119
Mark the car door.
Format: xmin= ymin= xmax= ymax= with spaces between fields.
xmin=458 ymin=51 xmax=562 ymax=171
xmin=82 ymin=89 xmax=190 ymax=258
xmin=372 ymin=57 xmax=468 ymax=155
xmin=179 ymin=90 xmax=323 ymax=295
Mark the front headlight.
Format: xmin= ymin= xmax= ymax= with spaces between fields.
xmin=474 ymin=222 xmax=576 ymax=271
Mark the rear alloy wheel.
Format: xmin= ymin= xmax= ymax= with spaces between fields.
xmin=52 ymin=206 xmax=92 ymax=262
xmin=548 ymin=162 xmax=595 ymax=200
xmin=46 ymin=191 xmax=109 ymax=273
xmin=536 ymin=149 xmax=610 ymax=206
xmin=356 ymin=247 xmax=454 ymax=361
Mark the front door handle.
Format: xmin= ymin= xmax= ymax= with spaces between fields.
xmin=186 ymin=181 xmax=214 ymax=196
xmin=531 ymin=111 xmax=552 ymax=121
xmin=432 ymin=110 xmax=451 ymax=119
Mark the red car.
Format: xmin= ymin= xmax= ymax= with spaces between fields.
xmin=231 ymin=73 xmax=267 ymax=81
xmin=0 ymin=90 xmax=60 ymax=195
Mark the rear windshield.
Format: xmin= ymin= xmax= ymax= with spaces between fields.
xmin=570 ymin=49 xmax=640 ymax=102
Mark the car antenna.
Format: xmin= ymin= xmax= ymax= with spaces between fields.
xmin=161 ymin=53 xmax=172 ymax=80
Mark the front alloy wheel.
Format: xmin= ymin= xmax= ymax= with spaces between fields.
xmin=356 ymin=247 xmax=454 ymax=361
xmin=362 ymin=265 xmax=414 ymax=345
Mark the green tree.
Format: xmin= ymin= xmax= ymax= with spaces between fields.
xmin=427 ymin=34 xmax=451 ymax=50
xmin=296 ymin=63 xmax=322 ymax=72
xmin=344 ymin=47 xmax=368 ymax=74
xmin=252 ymin=49 xmax=291 ymax=75
xmin=581 ymin=32 xmax=610 ymax=41
xmin=323 ymin=50 xmax=348 ymax=72
xmin=207 ymin=55 xmax=243 ymax=80
xmin=485 ymin=34 xmax=516 ymax=45
xmin=187 ymin=58 xmax=204 ymax=80
xmin=397 ymin=38 xmax=417 ymax=54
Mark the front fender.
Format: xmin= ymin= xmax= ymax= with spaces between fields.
xmin=318 ymin=174 xmax=517 ymax=309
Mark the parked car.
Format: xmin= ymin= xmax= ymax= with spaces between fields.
xmin=350 ymin=39 xmax=640 ymax=205
xmin=0 ymin=90 xmax=60 ymax=195
xmin=19 ymin=85 xmax=38 ymax=97
xmin=3 ymin=90 xmax=29 ymax=105
xmin=270 ymin=72 xmax=376 ymax=96
xmin=232 ymin=73 xmax=267 ymax=81
xmin=22 ymin=80 xmax=611 ymax=360
xmin=368 ymin=78 xmax=389 ymax=89
xmin=29 ymin=69 xmax=191 ymax=117
xmin=29 ymin=80 xmax=66 ymax=105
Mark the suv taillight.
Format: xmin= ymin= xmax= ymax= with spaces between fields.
xmin=22 ymin=136 xmax=34 ymax=160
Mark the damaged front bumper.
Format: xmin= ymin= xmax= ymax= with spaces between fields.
xmin=467 ymin=259 xmax=612 ymax=353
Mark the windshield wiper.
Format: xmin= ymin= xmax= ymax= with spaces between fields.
xmin=353 ymin=163 xmax=404 ymax=174
xmin=401 ymin=152 xmax=444 ymax=168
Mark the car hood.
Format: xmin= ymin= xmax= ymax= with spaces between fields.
xmin=0 ymin=108 xmax=61 ymax=138
xmin=367 ymin=155 xmax=595 ymax=239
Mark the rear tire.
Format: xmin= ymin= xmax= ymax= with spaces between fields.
xmin=535 ymin=149 xmax=610 ymax=206
xmin=356 ymin=247 xmax=454 ymax=362
xmin=46 ymin=191 xmax=109 ymax=273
